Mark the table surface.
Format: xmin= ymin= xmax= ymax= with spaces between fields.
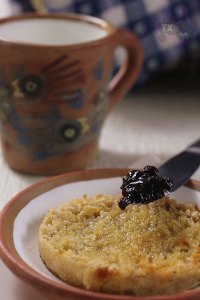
xmin=0 ymin=4 xmax=200 ymax=299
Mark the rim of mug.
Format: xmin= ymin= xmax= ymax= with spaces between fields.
xmin=0 ymin=12 xmax=116 ymax=48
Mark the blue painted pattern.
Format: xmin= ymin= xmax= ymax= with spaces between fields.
xmin=0 ymin=63 xmax=108 ymax=161
xmin=93 ymin=59 xmax=104 ymax=80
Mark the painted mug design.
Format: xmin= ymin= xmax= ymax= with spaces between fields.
xmin=5 ymin=54 xmax=85 ymax=103
xmin=0 ymin=55 xmax=108 ymax=160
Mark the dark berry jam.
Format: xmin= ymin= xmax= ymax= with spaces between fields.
xmin=118 ymin=166 xmax=173 ymax=210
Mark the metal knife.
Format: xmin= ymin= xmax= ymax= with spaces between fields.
xmin=159 ymin=139 xmax=200 ymax=192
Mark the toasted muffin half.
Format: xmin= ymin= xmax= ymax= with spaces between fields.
xmin=39 ymin=194 xmax=200 ymax=296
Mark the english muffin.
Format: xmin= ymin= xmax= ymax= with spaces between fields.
xmin=39 ymin=194 xmax=200 ymax=296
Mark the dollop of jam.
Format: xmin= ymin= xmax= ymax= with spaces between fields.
xmin=118 ymin=166 xmax=173 ymax=210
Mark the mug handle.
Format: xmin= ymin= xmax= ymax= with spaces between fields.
xmin=108 ymin=28 xmax=144 ymax=111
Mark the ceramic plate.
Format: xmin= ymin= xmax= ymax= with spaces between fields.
xmin=1 ymin=168 xmax=200 ymax=300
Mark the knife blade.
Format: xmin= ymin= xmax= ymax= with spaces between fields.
xmin=159 ymin=139 xmax=200 ymax=192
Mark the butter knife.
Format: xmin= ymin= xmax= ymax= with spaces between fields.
xmin=159 ymin=139 xmax=200 ymax=192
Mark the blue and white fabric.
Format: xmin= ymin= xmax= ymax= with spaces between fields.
xmin=13 ymin=0 xmax=200 ymax=84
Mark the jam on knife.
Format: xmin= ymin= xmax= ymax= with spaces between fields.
xmin=119 ymin=166 xmax=173 ymax=210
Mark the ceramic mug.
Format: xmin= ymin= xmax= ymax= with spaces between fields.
xmin=0 ymin=13 xmax=143 ymax=175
